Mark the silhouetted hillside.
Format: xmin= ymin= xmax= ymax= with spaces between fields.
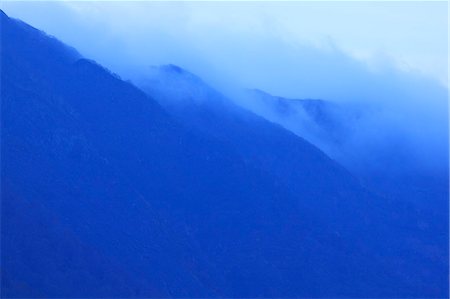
xmin=1 ymin=11 xmax=448 ymax=297
xmin=133 ymin=64 xmax=449 ymax=297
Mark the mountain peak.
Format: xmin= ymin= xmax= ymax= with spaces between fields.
xmin=156 ymin=64 xmax=203 ymax=83
xmin=160 ymin=64 xmax=186 ymax=74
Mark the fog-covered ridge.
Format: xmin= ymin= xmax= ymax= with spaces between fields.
xmin=1 ymin=4 xmax=448 ymax=298
xmin=130 ymin=63 xmax=448 ymax=181
xmin=2 ymin=0 xmax=447 ymax=180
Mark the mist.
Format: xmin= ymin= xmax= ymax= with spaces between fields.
xmin=2 ymin=1 xmax=447 ymax=178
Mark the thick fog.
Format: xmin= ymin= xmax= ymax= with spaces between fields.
xmin=2 ymin=1 xmax=448 ymax=178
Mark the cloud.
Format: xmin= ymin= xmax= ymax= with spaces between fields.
xmin=1 ymin=1 xmax=447 ymax=178
xmin=2 ymin=1 xmax=447 ymax=89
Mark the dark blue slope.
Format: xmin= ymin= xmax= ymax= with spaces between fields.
xmin=246 ymin=87 xmax=449 ymax=270
xmin=135 ymin=64 xmax=449 ymax=297
xmin=1 ymin=11 xmax=448 ymax=297
xmin=1 ymin=12 xmax=301 ymax=297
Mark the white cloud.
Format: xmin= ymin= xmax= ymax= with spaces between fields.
xmin=2 ymin=1 xmax=446 ymax=86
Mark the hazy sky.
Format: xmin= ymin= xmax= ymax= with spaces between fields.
xmin=1 ymin=1 xmax=448 ymax=97
xmin=1 ymin=1 xmax=448 ymax=175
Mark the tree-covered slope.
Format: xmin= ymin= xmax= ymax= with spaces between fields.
xmin=1 ymin=11 xmax=447 ymax=297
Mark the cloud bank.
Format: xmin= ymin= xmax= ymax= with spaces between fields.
xmin=2 ymin=1 xmax=447 ymax=178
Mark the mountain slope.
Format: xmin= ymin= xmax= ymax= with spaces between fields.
xmin=1 ymin=11 xmax=448 ymax=297
xmin=132 ymin=64 xmax=449 ymax=297
xmin=243 ymin=87 xmax=449 ymax=259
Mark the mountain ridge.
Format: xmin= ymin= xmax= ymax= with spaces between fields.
xmin=1 ymin=10 xmax=448 ymax=297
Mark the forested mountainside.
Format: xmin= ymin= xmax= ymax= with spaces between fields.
xmin=1 ymin=11 xmax=448 ymax=297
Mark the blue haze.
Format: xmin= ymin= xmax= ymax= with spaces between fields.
xmin=0 ymin=3 xmax=448 ymax=298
